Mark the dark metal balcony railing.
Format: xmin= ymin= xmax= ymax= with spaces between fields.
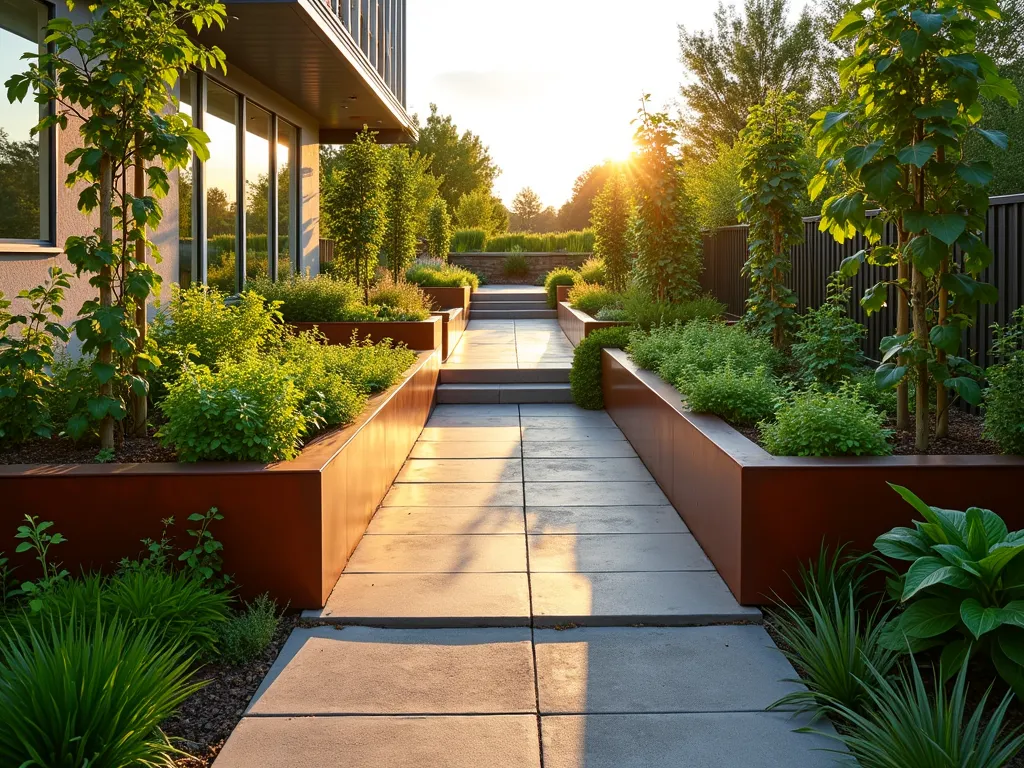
xmin=325 ymin=0 xmax=406 ymax=106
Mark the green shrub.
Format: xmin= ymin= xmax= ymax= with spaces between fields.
xmin=816 ymin=658 xmax=1024 ymax=768
xmin=621 ymin=290 xmax=726 ymax=330
xmin=595 ymin=307 xmax=629 ymax=321
xmin=47 ymin=346 xmax=93 ymax=436
xmin=769 ymin=580 xmax=896 ymax=718
xmin=503 ymin=253 xmax=530 ymax=278
xmin=544 ymin=267 xmax=578 ymax=308
xmin=406 ymin=259 xmax=479 ymax=290
xmin=578 ymin=256 xmax=606 ymax=284
xmin=328 ymin=335 xmax=417 ymax=394
xmin=425 ymin=198 xmax=453 ymax=259
xmin=152 ymin=285 xmax=283 ymax=377
xmin=0 ymin=614 xmax=202 ymax=768
xmin=568 ymin=282 xmax=621 ymax=317
xmin=792 ymin=275 xmax=867 ymax=386
xmin=218 ymin=593 xmax=280 ymax=666
xmin=760 ymin=384 xmax=892 ymax=457
xmin=246 ymin=274 xmax=366 ymax=323
xmin=452 ymin=229 xmax=486 ymax=252
xmin=683 ymin=365 xmax=781 ymax=425
xmin=985 ymin=307 xmax=1024 ymax=454
xmin=569 ymin=326 xmax=632 ymax=410
xmin=279 ymin=332 xmax=368 ymax=435
xmin=851 ymin=367 xmax=898 ymax=415
xmin=158 ymin=355 xmax=307 ymax=462
xmin=484 ymin=230 xmax=594 ymax=253
xmin=367 ymin=274 xmax=430 ymax=320
xmin=873 ymin=484 xmax=1024 ymax=696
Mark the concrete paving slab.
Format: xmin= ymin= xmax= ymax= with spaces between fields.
xmin=522 ymin=441 xmax=637 ymax=459
xmin=346 ymin=534 xmax=527 ymax=573
xmin=397 ymin=458 xmax=523 ymax=483
xmin=525 ymin=481 xmax=668 ymax=507
xmin=526 ymin=506 xmax=688 ymax=534
xmin=527 ymin=534 xmax=713 ymax=572
xmin=519 ymin=414 xmax=614 ymax=428
xmin=531 ymin=571 xmax=760 ymax=626
xmin=534 ymin=626 xmax=803 ymax=713
xmin=521 ymin=426 xmax=625 ymax=442
xmin=310 ymin=573 xmax=531 ymax=627
xmin=410 ymin=440 xmax=522 ymax=459
xmin=541 ymin=712 xmax=836 ymax=768
xmin=368 ymin=506 xmax=525 ymax=535
xmin=518 ymin=404 xmax=612 ymax=417
xmin=432 ymin=404 xmax=520 ymax=417
xmin=246 ymin=626 xmax=536 ymax=715
xmin=214 ymin=715 xmax=542 ymax=768
xmin=420 ymin=426 xmax=523 ymax=441
xmin=426 ymin=415 xmax=521 ymax=427
xmin=523 ymin=457 xmax=651 ymax=482
xmin=384 ymin=482 xmax=524 ymax=507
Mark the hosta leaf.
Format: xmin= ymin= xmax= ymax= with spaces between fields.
xmin=979 ymin=543 xmax=1024 ymax=580
xmin=975 ymin=508 xmax=1008 ymax=545
xmin=902 ymin=557 xmax=974 ymax=601
xmin=932 ymin=544 xmax=980 ymax=576
xmin=961 ymin=598 xmax=1001 ymax=639
xmin=997 ymin=627 xmax=1024 ymax=666
xmin=899 ymin=598 xmax=961 ymax=638
xmin=875 ymin=527 xmax=931 ymax=560
xmin=939 ymin=638 xmax=972 ymax=681
xmin=999 ymin=601 xmax=1024 ymax=629
xmin=992 ymin=642 xmax=1024 ymax=698
xmin=965 ymin=507 xmax=990 ymax=559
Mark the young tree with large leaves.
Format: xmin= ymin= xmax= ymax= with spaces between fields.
xmin=590 ymin=171 xmax=632 ymax=291
xmin=425 ymin=197 xmax=453 ymax=261
xmin=810 ymin=0 xmax=1018 ymax=451
xmin=381 ymin=146 xmax=418 ymax=282
xmin=630 ymin=99 xmax=703 ymax=302
xmin=737 ymin=90 xmax=805 ymax=348
xmin=322 ymin=128 xmax=387 ymax=299
xmin=7 ymin=0 xmax=225 ymax=449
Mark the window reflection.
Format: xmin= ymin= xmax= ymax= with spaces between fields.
xmin=244 ymin=102 xmax=271 ymax=285
xmin=204 ymin=81 xmax=238 ymax=293
xmin=177 ymin=71 xmax=195 ymax=286
xmin=277 ymin=120 xmax=296 ymax=279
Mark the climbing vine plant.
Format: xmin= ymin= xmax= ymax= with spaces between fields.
xmin=590 ymin=170 xmax=632 ymax=292
xmin=810 ymin=0 xmax=1018 ymax=450
xmin=737 ymin=90 xmax=805 ymax=348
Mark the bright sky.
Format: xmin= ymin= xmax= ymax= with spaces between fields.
xmin=406 ymin=0 xmax=725 ymax=210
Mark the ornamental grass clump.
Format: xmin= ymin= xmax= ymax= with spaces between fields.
xmin=760 ymin=384 xmax=892 ymax=457
xmin=577 ymin=256 xmax=606 ymax=284
xmin=406 ymin=259 xmax=479 ymax=290
xmin=218 ymin=593 xmax=281 ymax=666
xmin=503 ymin=253 xmax=529 ymax=278
xmin=568 ymin=282 xmax=621 ymax=317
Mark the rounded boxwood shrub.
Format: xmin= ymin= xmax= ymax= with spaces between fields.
xmin=569 ymin=326 xmax=633 ymax=410
xmin=544 ymin=267 xmax=578 ymax=308
xmin=760 ymin=384 xmax=892 ymax=457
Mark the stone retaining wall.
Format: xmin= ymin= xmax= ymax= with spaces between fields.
xmin=449 ymin=252 xmax=589 ymax=284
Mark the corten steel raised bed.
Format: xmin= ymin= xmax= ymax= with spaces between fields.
xmin=558 ymin=301 xmax=629 ymax=347
xmin=556 ymin=283 xmax=572 ymax=304
xmin=431 ymin=306 xmax=466 ymax=362
xmin=291 ymin=315 xmax=441 ymax=351
xmin=420 ymin=285 xmax=471 ymax=315
xmin=601 ymin=348 xmax=1024 ymax=606
xmin=0 ymin=351 xmax=440 ymax=609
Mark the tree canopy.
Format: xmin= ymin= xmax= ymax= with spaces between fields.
xmin=414 ymin=104 xmax=500 ymax=209
xmin=510 ymin=187 xmax=543 ymax=232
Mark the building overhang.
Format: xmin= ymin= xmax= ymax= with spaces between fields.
xmin=196 ymin=0 xmax=417 ymax=143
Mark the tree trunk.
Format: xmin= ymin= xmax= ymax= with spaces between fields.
xmin=99 ymin=154 xmax=115 ymax=451
xmin=912 ymin=263 xmax=930 ymax=451
xmin=896 ymin=233 xmax=911 ymax=431
xmin=132 ymin=134 xmax=148 ymax=437
xmin=936 ymin=259 xmax=949 ymax=438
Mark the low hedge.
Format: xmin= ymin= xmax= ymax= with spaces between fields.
xmin=569 ymin=326 xmax=633 ymax=410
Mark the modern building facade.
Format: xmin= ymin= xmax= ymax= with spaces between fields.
xmin=0 ymin=0 xmax=413 ymax=318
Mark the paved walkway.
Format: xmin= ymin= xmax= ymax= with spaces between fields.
xmin=214 ymin=404 xmax=836 ymax=767
xmin=443 ymin=318 xmax=576 ymax=370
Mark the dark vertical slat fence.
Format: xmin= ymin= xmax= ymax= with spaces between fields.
xmin=700 ymin=193 xmax=1024 ymax=365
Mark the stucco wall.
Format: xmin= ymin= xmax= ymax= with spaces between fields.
xmin=0 ymin=9 xmax=320 ymax=343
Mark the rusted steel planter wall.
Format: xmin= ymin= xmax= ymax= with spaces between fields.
xmin=432 ymin=307 xmax=466 ymax=361
xmin=556 ymin=284 xmax=572 ymax=304
xmin=601 ymin=348 xmax=1024 ymax=605
xmin=420 ymin=286 xmax=470 ymax=315
xmin=0 ymin=351 xmax=440 ymax=609
xmin=558 ymin=302 xmax=629 ymax=347
xmin=291 ymin=316 xmax=441 ymax=351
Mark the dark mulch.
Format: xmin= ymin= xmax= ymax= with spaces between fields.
xmin=0 ymin=429 xmax=177 ymax=465
xmin=733 ymin=409 xmax=998 ymax=457
xmin=168 ymin=614 xmax=299 ymax=767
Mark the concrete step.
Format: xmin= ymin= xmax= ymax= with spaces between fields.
xmin=440 ymin=367 xmax=570 ymax=384
xmin=470 ymin=309 xmax=557 ymax=320
xmin=437 ymin=383 xmax=573 ymax=404
xmin=471 ymin=291 xmax=546 ymax=303
xmin=469 ymin=300 xmax=549 ymax=311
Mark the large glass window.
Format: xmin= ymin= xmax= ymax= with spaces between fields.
xmin=204 ymin=81 xmax=238 ymax=293
xmin=177 ymin=71 xmax=196 ymax=286
xmin=244 ymin=102 xmax=271 ymax=283
xmin=277 ymin=120 xmax=297 ymax=279
xmin=0 ymin=0 xmax=51 ymax=243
